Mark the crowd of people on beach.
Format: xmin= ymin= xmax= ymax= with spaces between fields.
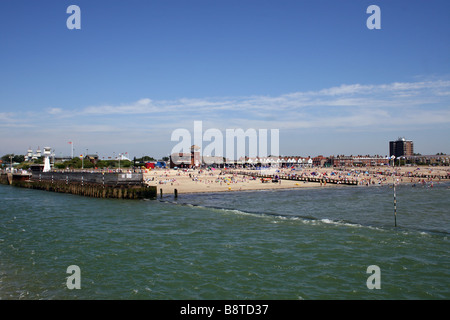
xmin=141 ymin=165 xmax=449 ymax=194
xmin=245 ymin=166 xmax=449 ymax=185
xmin=145 ymin=168 xmax=258 ymax=187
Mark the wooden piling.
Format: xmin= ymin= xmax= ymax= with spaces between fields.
xmin=2 ymin=175 xmax=156 ymax=200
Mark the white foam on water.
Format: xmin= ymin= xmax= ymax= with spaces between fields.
xmin=161 ymin=197 xmax=442 ymax=235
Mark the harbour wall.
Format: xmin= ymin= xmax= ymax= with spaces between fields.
xmin=0 ymin=173 xmax=11 ymax=185
xmin=0 ymin=172 xmax=156 ymax=200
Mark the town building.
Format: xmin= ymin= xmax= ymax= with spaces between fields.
xmin=25 ymin=147 xmax=42 ymax=161
xmin=169 ymin=145 xmax=202 ymax=168
xmin=85 ymin=154 xmax=99 ymax=164
xmin=389 ymin=137 xmax=414 ymax=158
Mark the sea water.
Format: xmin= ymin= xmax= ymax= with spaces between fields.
xmin=0 ymin=183 xmax=448 ymax=299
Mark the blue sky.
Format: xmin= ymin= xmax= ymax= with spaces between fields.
xmin=1 ymin=0 xmax=449 ymax=159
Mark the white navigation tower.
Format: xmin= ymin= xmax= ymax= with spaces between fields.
xmin=43 ymin=147 xmax=52 ymax=172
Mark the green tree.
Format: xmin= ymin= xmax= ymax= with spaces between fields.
xmin=1 ymin=154 xmax=14 ymax=163
xmin=33 ymin=157 xmax=44 ymax=164
xmin=137 ymin=156 xmax=156 ymax=162
xmin=63 ymin=157 xmax=82 ymax=169
xmin=95 ymin=160 xmax=110 ymax=169
xmin=120 ymin=160 xmax=132 ymax=168
xmin=2 ymin=154 xmax=28 ymax=164
xmin=55 ymin=163 xmax=66 ymax=169
xmin=13 ymin=155 xmax=25 ymax=163
xmin=83 ymin=160 xmax=94 ymax=169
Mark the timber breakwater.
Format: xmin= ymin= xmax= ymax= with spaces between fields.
xmin=230 ymin=170 xmax=359 ymax=185
xmin=0 ymin=171 xmax=156 ymax=199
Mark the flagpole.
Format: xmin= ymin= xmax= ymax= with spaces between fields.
xmin=69 ymin=141 xmax=74 ymax=159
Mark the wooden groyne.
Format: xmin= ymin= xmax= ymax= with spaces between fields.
xmin=230 ymin=170 xmax=359 ymax=185
xmin=0 ymin=171 xmax=156 ymax=200
xmin=361 ymin=169 xmax=449 ymax=180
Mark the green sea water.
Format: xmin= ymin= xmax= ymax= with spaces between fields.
xmin=0 ymin=182 xmax=449 ymax=299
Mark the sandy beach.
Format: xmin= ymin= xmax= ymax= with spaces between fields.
xmin=143 ymin=166 xmax=450 ymax=195
xmin=144 ymin=168 xmax=321 ymax=195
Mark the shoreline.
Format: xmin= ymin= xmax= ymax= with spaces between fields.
xmin=155 ymin=180 xmax=448 ymax=198
xmin=144 ymin=166 xmax=449 ymax=196
xmin=5 ymin=165 xmax=444 ymax=198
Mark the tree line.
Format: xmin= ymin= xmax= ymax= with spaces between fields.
xmin=1 ymin=154 xmax=167 ymax=170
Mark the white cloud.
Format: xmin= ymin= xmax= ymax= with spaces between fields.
xmin=82 ymin=98 xmax=158 ymax=115
xmin=33 ymin=79 xmax=450 ymax=134
xmin=2 ymin=78 xmax=450 ymax=156
xmin=47 ymin=107 xmax=63 ymax=115
xmin=40 ymin=79 xmax=447 ymax=125
xmin=0 ymin=112 xmax=14 ymax=121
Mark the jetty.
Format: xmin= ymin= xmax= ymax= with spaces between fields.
xmin=0 ymin=171 xmax=156 ymax=199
